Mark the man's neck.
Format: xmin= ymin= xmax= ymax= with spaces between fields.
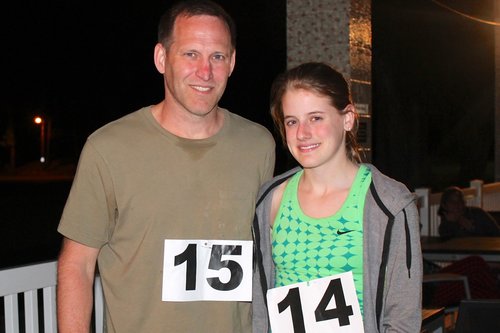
xmin=151 ymin=101 xmax=224 ymax=139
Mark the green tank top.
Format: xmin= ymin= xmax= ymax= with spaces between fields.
xmin=272 ymin=165 xmax=371 ymax=314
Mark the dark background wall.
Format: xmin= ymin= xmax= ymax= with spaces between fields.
xmin=372 ymin=0 xmax=496 ymax=191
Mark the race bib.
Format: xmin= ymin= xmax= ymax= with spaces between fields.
xmin=267 ymin=271 xmax=364 ymax=333
xmin=162 ymin=239 xmax=253 ymax=302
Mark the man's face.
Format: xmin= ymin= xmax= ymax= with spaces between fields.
xmin=444 ymin=193 xmax=466 ymax=215
xmin=155 ymin=14 xmax=235 ymax=118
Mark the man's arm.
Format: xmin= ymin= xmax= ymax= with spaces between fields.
xmin=57 ymin=237 xmax=100 ymax=333
xmin=474 ymin=208 xmax=500 ymax=236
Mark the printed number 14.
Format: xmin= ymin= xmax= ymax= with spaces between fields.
xmin=278 ymin=278 xmax=354 ymax=333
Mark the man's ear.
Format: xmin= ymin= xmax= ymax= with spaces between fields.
xmin=228 ymin=50 xmax=236 ymax=77
xmin=154 ymin=43 xmax=166 ymax=74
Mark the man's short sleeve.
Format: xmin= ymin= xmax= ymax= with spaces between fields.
xmin=58 ymin=141 xmax=116 ymax=248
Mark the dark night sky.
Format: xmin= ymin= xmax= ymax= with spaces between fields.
xmin=0 ymin=0 xmax=497 ymax=190
xmin=1 ymin=1 xmax=165 ymax=162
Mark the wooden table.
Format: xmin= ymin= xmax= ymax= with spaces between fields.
xmin=421 ymin=236 xmax=500 ymax=263
xmin=421 ymin=308 xmax=445 ymax=333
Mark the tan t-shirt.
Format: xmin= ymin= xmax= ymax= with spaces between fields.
xmin=58 ymin=106 xmax=275 ymax=332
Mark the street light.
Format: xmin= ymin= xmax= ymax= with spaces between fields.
xmin=34 ymin=116 xmax=46 ymax=163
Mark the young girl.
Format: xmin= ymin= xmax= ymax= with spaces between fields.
xmin=253 ymin=62 xmax=422 ymax=332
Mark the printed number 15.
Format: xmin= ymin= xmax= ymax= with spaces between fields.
xmin=174 ymin=243 xmax=243 ymax=291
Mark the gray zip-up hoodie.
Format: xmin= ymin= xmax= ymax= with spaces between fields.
xmin=252 ymin=164 xmax=422 ymax=332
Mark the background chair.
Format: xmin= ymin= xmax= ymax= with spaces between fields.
xmin=422 ymin=273 xmax=471 ymax=332
xmin=454 ymin=299 xmax=500 ymax=333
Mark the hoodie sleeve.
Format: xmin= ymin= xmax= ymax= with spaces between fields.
xmin=382 ymin=201 xmax=423 ymax=332
xmin=252 ymin=185 xmax=274 ymax=333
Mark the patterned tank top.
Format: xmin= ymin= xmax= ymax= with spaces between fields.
xmin=271 ymin=165 xmax=371 ymax=314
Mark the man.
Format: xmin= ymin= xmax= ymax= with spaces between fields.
xmin=56 ymin=1 xmax=275 ymax=332
xmin=438 ymin=186 xmax=500 ymax=238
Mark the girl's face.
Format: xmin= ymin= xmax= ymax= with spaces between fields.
xmin=282 ymin=88 xmax=354 ymax=169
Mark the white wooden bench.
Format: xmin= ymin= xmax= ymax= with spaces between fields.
xmin=0 ymin=261 xmax=104 ymax=333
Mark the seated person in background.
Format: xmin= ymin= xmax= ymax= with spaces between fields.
xmin=425 ymin=187 xmax=500 ymax=308
xmin=438 ymin=186 xmax=500 ymax=239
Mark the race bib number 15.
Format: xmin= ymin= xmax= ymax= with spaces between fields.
xmin=162 ymin=239 xmax=253 ymax=302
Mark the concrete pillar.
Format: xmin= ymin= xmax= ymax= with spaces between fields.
xmin=287 ymin=0 xmax=372 ymax=161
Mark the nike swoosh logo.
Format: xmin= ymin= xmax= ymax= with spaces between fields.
xmin=337 ymin=229 xmax=354 ymax=235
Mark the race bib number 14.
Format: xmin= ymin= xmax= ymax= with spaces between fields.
xmin=162 ymin=239 xmax=253 ymax=302
xmin=267 ymin=271 xmax=364 ymax=333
